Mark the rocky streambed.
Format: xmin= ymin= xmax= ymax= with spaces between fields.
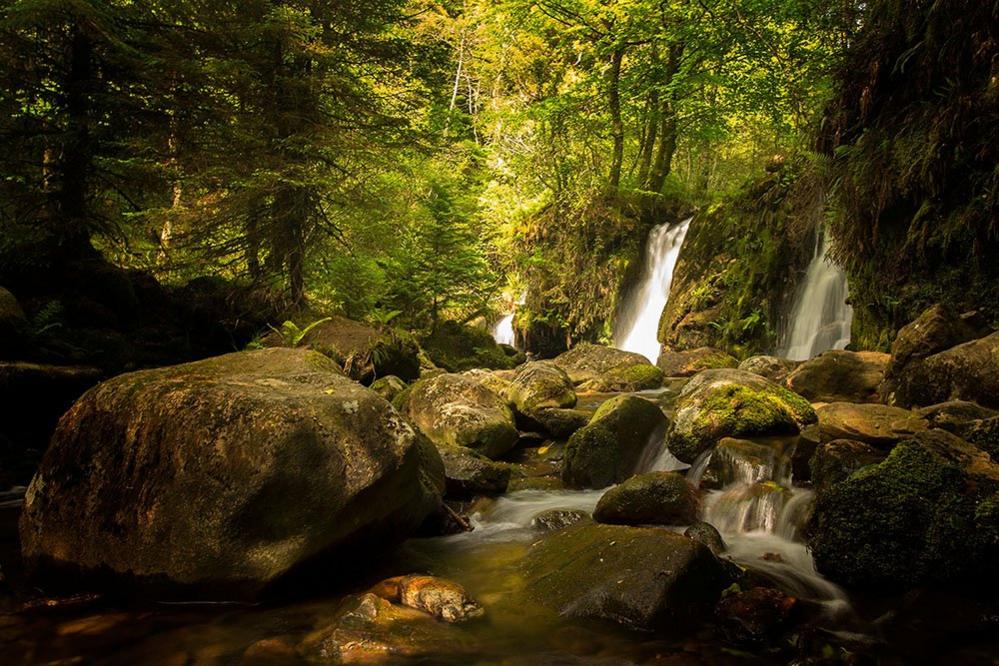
xmin=1 ymin=305 xmax=998 ymax=664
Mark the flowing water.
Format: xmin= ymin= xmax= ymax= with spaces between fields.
xmin=779 ymin=228 xmax=854 ymax=361
xmin=490 ymin=313 xmax=515 ymax=346
xmin=615 ymin=218 xmax=693 ymax=363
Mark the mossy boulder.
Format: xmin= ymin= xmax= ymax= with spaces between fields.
xmin=563 ymin=395 xmax=668 ymax=489
xmin=524 ymin=407 xmax=591 ymax=439
xmin=403 ymin=373 xmax=518 ymax=459
xmin=531 ymin=508 xmax=591 ymax=531
xmin=966 ymin=416 xmax=999 ymax=461
xmin=19 ymin=349 xmax=444 ymax=596
xmin=738 ymin=355 xmax=799 ymax=383
xmin=657 ymin=347 xmax=739 ymax=378
xmin=437 ymin=446 xmax=510 ymax=498
xmin=685 ymin=522 xmax=726 ymax=556
xmin=552 ymin=343 xmax=663 ymax=392
xmin=809 ymin=429 xmax=999 ymax=589
xmin=815 ymin=402 xmax=928 ymax=448
xmin=295 ymin=316 xmax=421 ymax=384
xmin=506 ymin=361 xmax=577 ymax=414
xmin=809 ymin=439 xmax=887 ymax=491
xmin=785 ymin=350 xmax=889 ymax=404
xmin=460 ymin=368 xmax=514 ymax=399
xmin=593 ymin=472 xmax=700 ymax=526
xmin=666 ymin=369 xmax=816 ymax=464
xmin=522 ymin=523 xmax=730 ymax=631
xmin=916 ymin=401 xmax=997 ymax=437
xmin=370 ymin=375 xmax=408 ymax=403
xmin=891 ymin=331 xmax=999 ymax=409
xmin=420 ymin=321 xmax=518 ymax=372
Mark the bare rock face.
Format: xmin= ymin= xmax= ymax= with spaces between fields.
xmin=19 ymin=348 xmax=444 ymax=596
xmin=785 ymin=350 xmax=889 ymax=404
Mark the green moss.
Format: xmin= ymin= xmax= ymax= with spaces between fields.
xmin=420 ymin=321 xmax=517 ymax=372
xmin=608 ymin=363 xmax=665 ymax=390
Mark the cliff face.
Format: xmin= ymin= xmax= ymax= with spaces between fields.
xmin=821 ymin=0 xmax=999 ymax=347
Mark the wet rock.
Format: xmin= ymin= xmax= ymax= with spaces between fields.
xmin=594 ymin=472 xmax=700 ymax=526
xmin=531 ymin=508 xmax=591 ymax=531
xmin=966 ymin=416 xmax=999 ymax=460
xmin=524 ymin=407 xmax=591 ymax=439
xmin=460 ymin=368 xmax=514 ymax=400
xmin=438 ymin=446 xmax=510 ymax=497
xmin=815 ymin=402 xmax=928 ymax=448
xmin=293 ymin=315 xmax=421 ymax=383
xmin=370 ymin=375 xmax=407 ymax=402
xmin=684 ymin=522 xmax=726 ymax=556
xmin=300 ymin=593 xmax=472 ymax=661
xmin=707 ymin=437 xmax=791 ymax=489
xmin=916 ymin=400 xmax=997 ymax=437
xmin=403 ymin=373 xmax=518 ymax=459
xmin=421 ymin=320 xmax=518 ymax=372
xmin=715 ymin=587 xmax=798 ymax=646
xmin=507 ymin=361 xmax=577 ymax=413
xmin=657 ymin=347 xmax=739 ymax=378
xmin=738 ymin=355 xmax=799 ymax=383
xmin=552 ymin=343 xmax=663 ymax=392
xmin=785 ymin=350 xmax=889 ymax=404
xmin=243 ymin=637 xmax=297 ymax=662
xmin=370 ymin=575 xmax=483 ymax=624
xmin=522 ymin=523 xmax=730 ymax=631
xmin=19 ymin=349 xmax=444 ymax=596
xmin=809 ymin=439 xmax=887 ymax=491
xmin=892 ymin=331 xmax=999 ymax=409
xmin=563 ymin=395 xmax=668 ymax=489
xmin=666 ymin=369 xmax=816 ymax=464
xmin=810 ymin=429 xmax=999 ymax=588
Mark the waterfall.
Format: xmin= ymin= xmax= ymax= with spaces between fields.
xmin=492 ymin=314 xmax=515 ymax=346
xmin=779 ymin=229 xmax=853 ymax=361
xmin=615 ymin=218 xmax=693 ymax=363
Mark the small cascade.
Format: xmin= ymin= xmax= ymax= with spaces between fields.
xmin=615 ymin=218 xmax=693 ymax=363
xmin=779 ymin=228 xmax=854 ymax=361
xmin=491 ymin=291 xmax=525 ymax=348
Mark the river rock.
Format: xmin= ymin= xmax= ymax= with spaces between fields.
xmin=966 ymin=416 xmax=999 ymax=461
xmin=715 ymin=587 xmax=798 ymax=646
xmin=294 ymin=316 xmax=421 ymax=383
xmin=531 ymin=508 xmax=591 ymax=531
xmin=420 ymin=320 xmax=518 ymax=372
xmin=738 ymin=356 xmax=799 ymax=383
xmin=19 ymin=349 xmax=444 ymax=595
xmin=460 ymin=368 xmax=514 ymax=400
xmin=370 ymin=575 xmax=483 ymax=624
xmin=685 ymin=522 xmax=726 ymax=556
xmin=370 ymin=375 xmax=407 ymax=402
xmin=593 ymin=471 xmax=699 ymax=526
xmin=300 ymin=593 xmax=473 ymax=661
xmin=891 ymin=331 xmax=999 ymax=409
xmin=562 ymin=395 xmax=668 ymax=489
xmin=524 ymin=407 xmax=591 ymax=439
xmin=815 ymin=402 xmax=928 ymax=448
xmin=437 ymin=447 xmax=510 ymax=497
xmin=785 ymin=350 xmax=889 ymax=404
xmin=552 ymin=343 xmax=664 ymax=392
xmin=916 ymin=401 xmax=998 ymax=437
xmin=657 ymin=347 xmax=739 ymax=378
xmin=506 ymin=361 xmax=577 ymax=414
xmin=403 ymin=373 xmax=518 ymax=459
xmin=809 ymin=439 xmax=887 ymax=491
xmin=522 ymin=523 xmax=731 ymax=631
xmin=809 ymin=429 xmax=999 ymax=588
xmin=666 ymin=369 xmax=816 ymax=464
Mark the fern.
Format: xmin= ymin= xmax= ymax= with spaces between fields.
xmin=271 ymin=316 xmax=333 ymax=347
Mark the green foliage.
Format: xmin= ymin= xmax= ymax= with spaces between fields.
xmin=272 ymin=317 xmax=332 ymax=348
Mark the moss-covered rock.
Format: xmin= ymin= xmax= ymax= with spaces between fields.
xmin=737 ymin=355 xmax=799 ymax=383
xmin=523 ymin=407 xmax=591 ymax=439
xmin=552 ymin=343 xmax=663 ymax=392
xmin=785 ymin=350 xmax=889 ymax=404
xmin=522 ymin=523 xmax=730 ymax=631
xmin=403 ymin=373 xmax=518 ymax=459
xmin=684 ymin=522 xmax=726 ymax=556
xmin=809 ymin=429 xmax=999 ymax=589
xmin=420 ymin=321 xmax=518 ymax=372
xmin=594 ymin=471 xmax=700 ymax=526
xmin=815 ymin=402 xmax=928 ymax=448
xmin=657 ymin=347 xmax=739 ymax=378
xmin=506 ymin=361 xmax=576 ymax=415
xmin=916 ymin=401 xmax=997 ymax=437
xmin=18 ymin=349 xmax=444 ymax=596
xmin=666 ymin=369 xmax=816 ymax=464
xmin=531 ymin=508 xmax=591 ymax=531
xmin=437 ymin=446 xmax=510 ymax=498
xmin=966 ymin=416 xmax=999 ymax=461
xmin=891 ymin=331 xmax=999 ymax=409
xmin=563 ymin=395 xmax=668 ymax=489
xmin=809 ymin=439 xmax=887 ymax=492
xmin=884 ymin=304 xmax=991 ymax=386
xmin=370 ymin=375 xmax=408 ymax=403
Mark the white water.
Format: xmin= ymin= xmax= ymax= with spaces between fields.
xmin=491 ymin=314 xmax=515 ymax=346
xmin=616 ymin=218 xmax=693 ymax=363
xmin=780 ymin=229 xmax=854 ymax=361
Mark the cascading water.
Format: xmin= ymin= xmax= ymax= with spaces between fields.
xmin=615 ymin=218 xmax=693 ymax=363
xmin=491 ymin=314 xmax=515 ymax=346
xmin=779 ymin=228 xmax=854 ymax=361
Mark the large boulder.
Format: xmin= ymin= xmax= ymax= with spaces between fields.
xmin=19 ymin=349 xmax=444 ymax=595
xmin=815 ymin=402 xmax=928 ymax=448
xmin=809 ymin=430 xmax=999 ymax=589
xmin=420 ymin=321 xmax=517 ymax=372
xmin=738 ymin=356 xmax=798 ymax=384
xmin=522 ymin=523 xmax=730 ymax=631
xmin=666 ymin=369 xmax=816 ymax=464
xmin=506 ymin=361 xmax=576 ymax=415
xmin=809 ymin=439 xmax=887 ymax=492
xmin=891 ymin=331 xmax=999 ymax=409
xmin=370 ymin=375 xmax=408 ymax=403
xmin=295 ymin=316 xmax=421 ymax=384
xmin=966 ymin=416 xmax=999 ymax=461
xmin=403 ymin=374 xmax=518 ymax=459
xmin=552 ymin=343 xmax=663 ymax=392
xmin=437 ymin=447 xmax=510 ymax=497
xmin=593 ymin=472 xmax=700 ymax=526
xmin=785 ymin=351 xmax=889 ymax=404
xmin=562 ymin=395 xmax=668 ymax=489
xmin=657 ymin=347 xmax=738 ymax=378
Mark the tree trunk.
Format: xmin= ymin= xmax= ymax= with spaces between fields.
xmin=607 ymin=47 xmax=625 ymax=190
xmin=58 ymin=27 xmax=94 ymax=253
xmin=636 ymin=90 xmax=659 ymax=187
